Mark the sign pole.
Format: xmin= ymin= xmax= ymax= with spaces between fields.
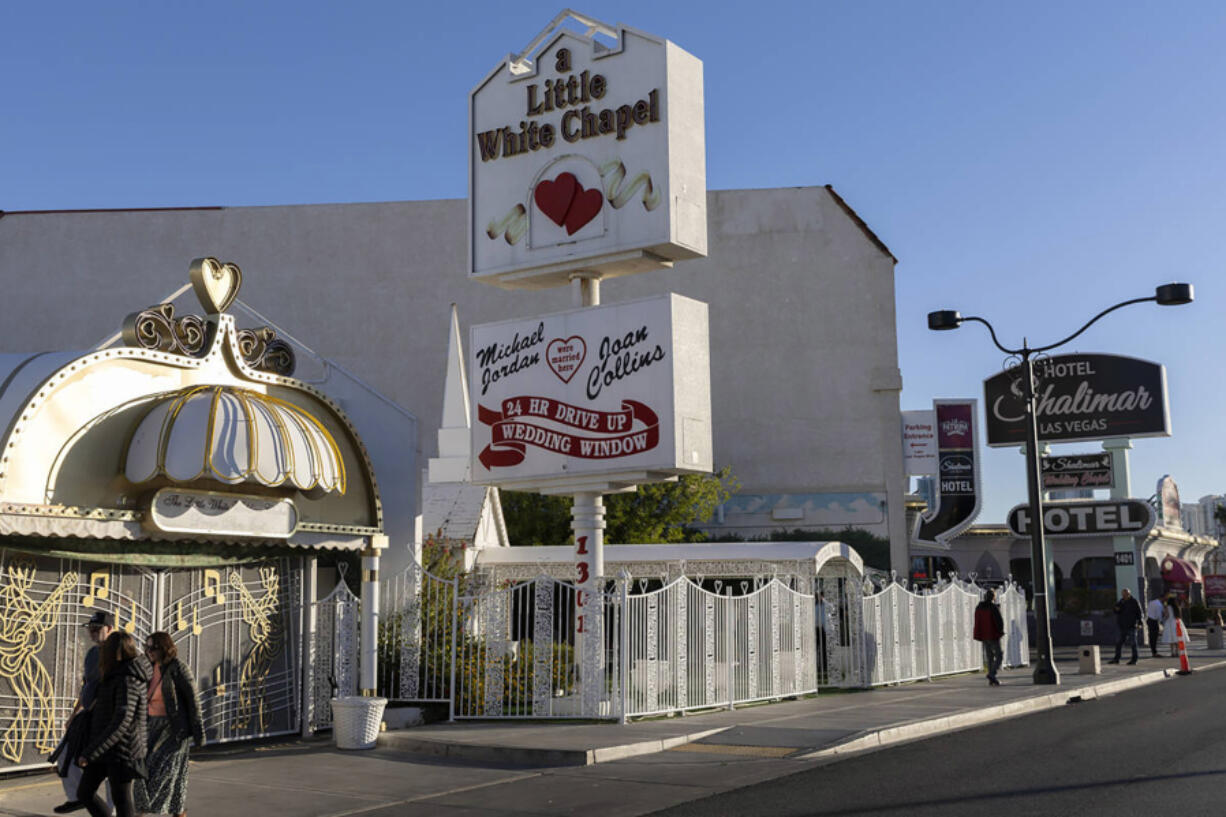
xmin=1021 ymin=355 xmax=1060 ymax=685
xmin=1103 ymin=438 xmax=1141 ymax=604
xmin=570 ymin=271 xmax=605 ymax=716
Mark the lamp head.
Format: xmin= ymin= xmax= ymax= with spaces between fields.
xmin=1155 ymin=283 xmax=1193 ymax=306
xmin=927 ymin=310 xmax=963 ymax=331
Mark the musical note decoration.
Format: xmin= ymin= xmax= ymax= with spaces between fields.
xmin=81 ymin=571 xmax=109 ymax=608
xmin=203 ymin=570 xmax=226 ymax=605
xmin=118 ymin=598 xmax=137 ymax=634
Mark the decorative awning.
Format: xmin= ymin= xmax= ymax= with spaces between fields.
xmin=1161 ymin=556 xmax=1201 ymax=585
xmin=124 ymin=386 xmax=346 ymax=495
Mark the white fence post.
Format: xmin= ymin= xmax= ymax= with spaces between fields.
xmin=725 ymin=586 xmax=735 ymax=710
xmin=619 ymin=572 xmax=630 ymax=724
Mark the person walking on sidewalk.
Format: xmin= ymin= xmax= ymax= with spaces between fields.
xmin=1160 ymin=595 xmax=1181 ymax=656
xmin=51 ymin=610 xmax=114 ymax=815
xmin=1146 ymin=593 xmax=1164 ymax=657
xmin=76 ymin=631 xmax=150 ymax=817
xmin=135 ymin=631 xmax=205 ymax=817
xmin=1109 ymin=588 xmax=1143 ymax=665
xmin=973 ymin=588 xmax=1005 ymax=686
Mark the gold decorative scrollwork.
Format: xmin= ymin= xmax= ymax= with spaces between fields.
xmin=121 ymin=304 xmax=208 ymax=357
xmin=0 ymin=563 xmax=78 ymax=763
xmin=234 ymin=327 xmax=296 ymax=376
xmin=230 ymin=567 xmax=284 ymax=732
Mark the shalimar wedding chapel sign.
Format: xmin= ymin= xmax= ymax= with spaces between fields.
xmin=469 ymin=14 xmax=706 ymax=288
xmin=469 ymin=294 xmax=711 ymax=492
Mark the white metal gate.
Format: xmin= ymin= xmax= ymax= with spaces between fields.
xmin=304 ymin=573 xmax=359 ymax=732
xmin=377 ymin=561 xmax=457 ymax=705
xmin=621 ymin=576 xmax=816 ymax=718
xmin=452 ymin=575 xmax=620 ymax=719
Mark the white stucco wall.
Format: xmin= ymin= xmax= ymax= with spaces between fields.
xmin=0 ymin=186 xmax=906 ymax=565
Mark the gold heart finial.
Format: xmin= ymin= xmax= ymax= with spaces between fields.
xmin=189 ymin=257 xmax=242 ymax=315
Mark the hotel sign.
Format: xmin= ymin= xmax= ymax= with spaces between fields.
xmin=469 ymin=293 xmax=711 ymax=491
xmin=912 ymin=400 xmax=981 ymax=548
xmin=1007 ymin=499 xmax=1155 ymax=539
xmin=469 ymin=17 xmax=707 ymax=288
xmin=984 ymin=353 xmax=1170 ymax=447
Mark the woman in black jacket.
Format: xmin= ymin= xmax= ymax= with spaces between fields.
xmin=135 ymin=631 xmax=205 ymax=817
xmin=77 ymin=630 xmax=149 ymax=817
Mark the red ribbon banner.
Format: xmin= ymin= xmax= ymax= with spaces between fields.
xmin=477 ymin=396 xmax=660 ymax=469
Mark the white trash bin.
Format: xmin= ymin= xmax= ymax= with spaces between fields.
xmin=1078 ymin=645 xmax=1101 ymax=675
xmin=330 ymin=696 xmax=388 ymax=750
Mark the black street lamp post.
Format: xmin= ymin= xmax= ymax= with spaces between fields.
xmin=927 ymin=283 xmax=1193 ymax=685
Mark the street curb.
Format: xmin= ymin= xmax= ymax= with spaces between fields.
xmin=796 ymin=660 xmax=1226 ymax=762
xmin=376 ymin=726 xmax=730 ymax=767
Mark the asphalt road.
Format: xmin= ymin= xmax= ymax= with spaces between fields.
xmin=651 ymin=669 xmax=1226 ymax=817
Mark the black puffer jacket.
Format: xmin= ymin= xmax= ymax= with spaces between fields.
xmin=156 ymin=658 xmax=206 ymax=747
xmin=81 ymin=656 xmax=150 ymax=777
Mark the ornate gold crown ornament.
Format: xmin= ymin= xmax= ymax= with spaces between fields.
xmin=121 ymin=257 xmax=295 ymax=376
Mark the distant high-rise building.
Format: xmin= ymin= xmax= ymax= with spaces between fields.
xmin=1186 ymin=495 xmax=1226 ymax=539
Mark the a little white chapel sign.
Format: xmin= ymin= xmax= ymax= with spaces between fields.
xmin=469 ymin=16 xmax=707 ymax=288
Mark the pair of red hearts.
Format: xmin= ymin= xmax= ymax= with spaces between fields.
xmin=534 ymin=172 xmax=603 ymax=235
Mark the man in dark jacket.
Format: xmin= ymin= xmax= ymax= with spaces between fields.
xmin=1110 ymin=588 xmax=1144 ymax=665
xmin=973 ymin=589 xmax=1006 ymax=686
xmin=53 ymin=610 xmax=113 ymax=814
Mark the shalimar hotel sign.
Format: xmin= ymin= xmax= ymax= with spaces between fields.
xmin=984 ymin=353 xmax=1170 ymax=447
xmin=469 ymin=15 xmax=706 ymax=288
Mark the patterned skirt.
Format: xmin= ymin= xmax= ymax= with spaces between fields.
xmin=134 ymin=715 xmax=191 ymax=814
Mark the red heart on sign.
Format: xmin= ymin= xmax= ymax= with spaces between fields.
xmin=546 ymin=336 xmax=586 ymax=383
xmin=534 ymin=173 xmax=578 ymax=227
xmin=564 ymin=186 xmax=603 ymax=235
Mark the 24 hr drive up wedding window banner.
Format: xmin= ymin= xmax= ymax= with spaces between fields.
xmin=469 ymin=293 xmax=712 ymax=492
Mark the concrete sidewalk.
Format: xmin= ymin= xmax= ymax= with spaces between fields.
xmin=376 ymin=642 xmax=1224 ymax=766
xmin=2 ymin=643 xmax=1221 ymax=817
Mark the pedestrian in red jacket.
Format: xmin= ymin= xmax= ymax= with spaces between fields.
xmin=973 ymin=589 xmax=1005 ymax=686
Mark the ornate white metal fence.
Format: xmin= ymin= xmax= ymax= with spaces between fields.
xmin=859 ymin=577 xmax=1028 ymax=687
xmin=452 ymin=575 xmax=621 ymax=719
xmin=862 ymin=582 xmax=930 ymax=686
xmin=996 ymin=582 xmax=1031 ymax=668
xmin=378 ymin=561 xmax=457 ymax=705
xmin=621 ymin=577 xmax=817 ymax=718
xmin=818 ymin=569 xmax=870 ymax=688
xmin=923 ymin=582 xmax=980 ymax=678
xmin=334 ymin=562 xmax=1031 ymax=726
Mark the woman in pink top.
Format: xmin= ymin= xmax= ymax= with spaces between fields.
xmin=134 ymin=632 xmax=204 ymax=817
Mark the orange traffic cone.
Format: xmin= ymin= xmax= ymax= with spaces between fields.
xmin=1176 ymin=619 xmax=1192 ymax=675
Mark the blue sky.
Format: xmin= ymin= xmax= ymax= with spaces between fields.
xmin=3 ymin=2 xmax=1223 ymax=524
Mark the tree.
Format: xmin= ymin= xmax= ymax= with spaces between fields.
xmin=501 ymin=467 xmax=739 ymax=546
